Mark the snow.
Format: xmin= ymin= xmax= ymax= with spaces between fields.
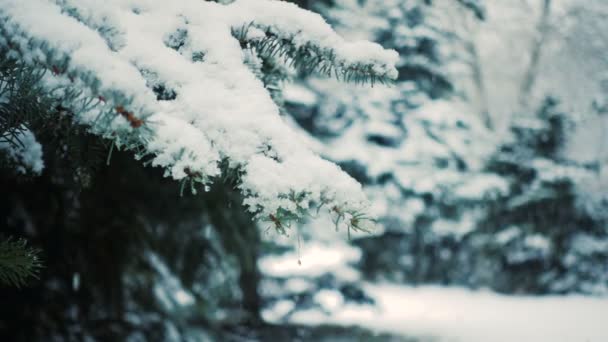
xmin=283 ymin=83 xmax=318 ymax=107
xmin=0 ymin=128 xmax=44 ymax=174
xmin=258 ymin=2 xmax=608 ymax=339
xmin=524 ymin=234 xmax=551 ymax=251
xmin=259 ymin=241 xmax=361 ymax=282
xmin=287 ymin=284 xmax=608 ymax=342
xmin=0 ymin=0 xmax=399 ymax=225
xmin=147 ymin=252 xmax=195 ymax=311
xmin=302 ymin=88 xmax=503 ymax=205
xmin=263 ymin=299 xmax=296 ymax=322
xmin=452 ymin=174 xmax=509 ymax=200
xmin=230 ymin=0 xmax=399 ymax=78
xmin=284 ymin=278 xmax=313 ymax=293
xmin=431 ymin=214 xmax=476 ymax=238
xmin=261 ymin=227 xmax=608 ymax=341
xmin=495 ymin=226 xmax=521 ymax=245
xmin=570 ymin=234 xmax=608 ymax=256
xmin=314 ymin=289 xmax=344 ymax=312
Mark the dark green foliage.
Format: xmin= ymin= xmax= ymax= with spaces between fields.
xmin=0 ymin=143 xmax=259 ymax=340
xmin=500 ymin=97 xmax=569 ymax=161
xmin=0 ymin=237 xmax=42 ymax=287
xmin=0 ymin=50 xmax=260 ymax=340
xmin=474 ymin=98 xmax=607 ymax=294
xmin=0 ymin=53 xmax=54 ymax=155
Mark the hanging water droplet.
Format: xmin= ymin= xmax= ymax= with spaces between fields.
xmin=204 ymin=185 xmax=210 ymax=192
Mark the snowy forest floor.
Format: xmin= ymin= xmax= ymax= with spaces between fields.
xmin=283 ymin=285 xmax=608 ymax=342
xmin=219 ymin=282 xmax=608 ymax=342
xmin=260 ymin=239 xmax=608 ymax=342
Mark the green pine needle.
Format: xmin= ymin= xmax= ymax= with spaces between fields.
xmin=0 ymin=237 xmax=43 ymax=288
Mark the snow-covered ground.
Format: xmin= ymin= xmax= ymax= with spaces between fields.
xmin=289 ymin=284 xmax=608 ymax=342
xmin=261 ymin=235 xmax=608 ymax=342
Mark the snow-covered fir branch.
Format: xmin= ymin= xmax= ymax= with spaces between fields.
xmin=0 ymin=0 xmax=399 ymax=231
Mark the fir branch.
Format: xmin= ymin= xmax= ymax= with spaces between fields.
xmin=0 ymin=237 xmax=42 ymax=288
xmin=0 ymin=0 xmax=393 ymax=232
xmin=234 ymin=23 xmax=396 ymax=87
xmin=0 ymin=52 xmax=55 ymax=152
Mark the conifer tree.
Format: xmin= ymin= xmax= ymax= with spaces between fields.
xmin=280 ymin=0 xmax=505 ymax=287
xmin=473 ymin=98 xmax=608 ymax=294
xmin=279 ymin=1 xmax=608 ymax=298
xmin=0 ymin=0 xmax=397 ymax=339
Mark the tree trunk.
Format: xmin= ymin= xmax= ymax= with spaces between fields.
xmin=519 ymin=0 xmax=552 ymax=110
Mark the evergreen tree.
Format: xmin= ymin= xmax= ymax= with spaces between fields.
xmin=278 ymin=0 xmax=608 ymax=299
xmin=473 ymin=98 xmax=608 ymax=294
xmin=278 ymin=0 xmax=504 ymax=289
xmin=0 ymin=0 xmax=397 ymax=339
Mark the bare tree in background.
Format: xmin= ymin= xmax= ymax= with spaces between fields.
xmin=518 ymin=0 xmax=552 ymax=110
xmin=442 ymin=2 xmax=493 ymax=129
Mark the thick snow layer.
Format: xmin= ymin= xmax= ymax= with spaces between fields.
xmin=287 ymin=284 xmax=608 ymax=342
xmin=0 ymin=0 xmax=398 ymax=223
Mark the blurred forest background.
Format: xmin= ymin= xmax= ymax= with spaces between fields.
xmin=1 ymin=0 xmax=607 ymax=341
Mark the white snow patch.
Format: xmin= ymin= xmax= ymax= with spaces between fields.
xmin=495 ymin=226 xmax=521 ymax=244
xmin=314 ymin=289 xmax=344 ymax=312
xmin=284 ymin=278 xmax=313 ymax=293
xmin=259 ymin=241 xmax=361 ymax=282
xmin=290 ymin=284 xmax=608 ymax=342
xmin=283 ymin=83 xmax=318 ymax=107
xmin=524 ymin=234 xmax=551 ymax=251
xmin=0 ymin=128 xmax=44 ymax=174
xmin=262 ymin=299 xmax=295 ymax=322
